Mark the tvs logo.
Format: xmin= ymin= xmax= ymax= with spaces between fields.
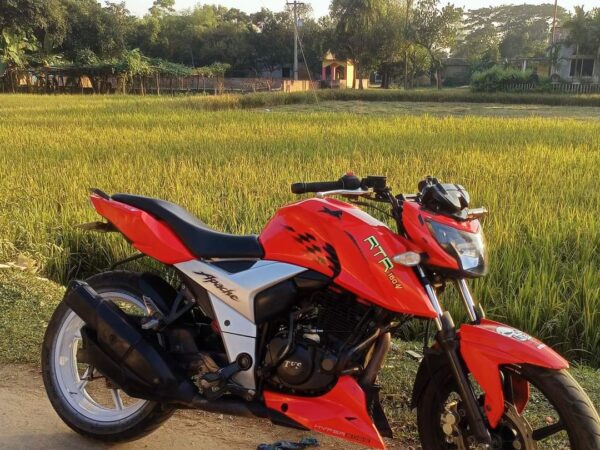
xmin=364 ymin=235 xmax=403 ymax=289
xmin=495 ymin=326 xmax=532 ymax=342
xmin=283 ymin=360 xmax=303 ymax=370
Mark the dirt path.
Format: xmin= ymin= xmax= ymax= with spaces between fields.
xmin=0 ymin=365 xmax=406 ymax=450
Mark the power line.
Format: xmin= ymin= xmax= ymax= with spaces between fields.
xmin=292 ymin=12 xmax=319 ymax=103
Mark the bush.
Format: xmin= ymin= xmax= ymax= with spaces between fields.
xmin=181 ymin=89 xmax=600 ymax=110
xmin=471 ymin=66 xmax=550 ymax=93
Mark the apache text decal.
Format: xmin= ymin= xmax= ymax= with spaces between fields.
xmin=194 ymin=271 xmax=239 ymax=301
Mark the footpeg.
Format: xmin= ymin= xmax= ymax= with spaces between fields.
xmin=201 ymin=353 xmax=254 ymax=400
xmin=202 ymin=353 xmax=252 ymax=384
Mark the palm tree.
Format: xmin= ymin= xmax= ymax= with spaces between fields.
xmin=562 ymin=6 xmax=592 ymax=80
xmin=332 ymin=0 xmax=385 ymax=88
xmin=590 ymin=9 xmax=600 ymax=61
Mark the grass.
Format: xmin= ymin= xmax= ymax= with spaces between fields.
xmin=192 ymin=87 xmax=600 ymax=109
xmin=271 ymin=100 xmax=600 ymax=119
xmin=0 ymin=267 xmax=597 ymax=448
xmin=0 ymin=269 xmax=63 ymax=363
xmin=9 ymin=88 xmax=600 ymax=111
xmin=309 ymin=88 xmax=600 ymax=107
xmin=0 ymin=93 xmax=600 ymax=370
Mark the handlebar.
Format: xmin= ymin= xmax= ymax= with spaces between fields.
xmin=291 ymin=174 xmax=362 ymax=194
xmin=291 ymin=174 xmax=387 ymax=195
xmin=292 ymin=173 xmax=409 ymax=236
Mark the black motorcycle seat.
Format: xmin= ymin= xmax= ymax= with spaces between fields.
xmin=111 ymin=193 xmax=264 ymax=260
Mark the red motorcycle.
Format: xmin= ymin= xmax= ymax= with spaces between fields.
xmin=42 ymin=174 xmax=600 ymax=449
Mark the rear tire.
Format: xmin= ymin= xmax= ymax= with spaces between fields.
xmin=41 ymin=271 xmax=176 ymax=442
xmin=417 ymin=363 xmax=600 ymax=449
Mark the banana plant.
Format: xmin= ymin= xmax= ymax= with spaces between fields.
xmin=0 ymin=29 xmax=38 ymax=92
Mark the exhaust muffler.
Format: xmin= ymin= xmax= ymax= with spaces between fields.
xmin=64 ymin=280 xmax=302 ymax=423
xmin=64 ymin=280 xmax=197 ymax=403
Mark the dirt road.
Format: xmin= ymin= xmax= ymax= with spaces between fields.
xmin=0 ymin=365 xmax=405 ymax=450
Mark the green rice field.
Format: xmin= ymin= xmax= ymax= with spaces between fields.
xmin=1 ymin=93 xmax=600 ymax=367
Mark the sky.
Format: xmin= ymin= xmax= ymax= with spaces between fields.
xmin=122 ymin=0 xmax=596 ymax=18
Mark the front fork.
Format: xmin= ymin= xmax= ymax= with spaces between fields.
xmin=416 ymin=266 xmax=493 ymax=445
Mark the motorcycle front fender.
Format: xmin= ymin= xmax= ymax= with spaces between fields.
xmin=459 ymin=319 xmax=568 ymax=428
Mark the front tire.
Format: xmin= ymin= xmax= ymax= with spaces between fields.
xmin=417 ymin=363 xmax=600 ymax=450
xmin=41 ymin=271 xmax=176 ymax=442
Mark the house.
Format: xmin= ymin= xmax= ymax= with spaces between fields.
xmin=321 ymin=51 xmax=355 ymax=88
xmin=320 ymin=51 xmax=368 ymax=89
xmin=441 ymin=58 xmax=471 ymax=86
xmin=552 ymin=26 xmax=600 ymax=83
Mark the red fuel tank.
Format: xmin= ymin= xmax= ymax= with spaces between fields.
xmin=259 ymin=198 xmax=437 ymax=318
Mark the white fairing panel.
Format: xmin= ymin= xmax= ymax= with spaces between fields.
xmin=175 ymin=259 xmax=306 ymax=322
xmin=175 ymin=259 xmax=307 ymax=389
xmin=208 ymin=292 xmax=257 ymax=388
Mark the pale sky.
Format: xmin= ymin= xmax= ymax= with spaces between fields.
xmin=122 ymin=0 xmax=597 ymax=18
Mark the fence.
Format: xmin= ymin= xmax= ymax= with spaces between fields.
xmin=504 ymin=83 xmax=537 ymax=92
xmin=130 ymin=77 xmax=281 ymax=95
xmin=282 ymin=79 xmax=320 ymax=92
xmin=504 ymin=82 xmax=600 ymax=94
xmin=551 ymin=83 xmax=600 ymax=94
xmin=1 ymin=74 xmax=293 ymax=95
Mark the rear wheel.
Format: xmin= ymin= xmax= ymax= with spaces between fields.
xmin=42 ymin=271 xmax=176 ymax=442
xmin=417 ymin=364 xmax=600 ymax=450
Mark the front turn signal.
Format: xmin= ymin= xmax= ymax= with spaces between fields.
xmin=392 ymin=251 xmax=422 ymax=266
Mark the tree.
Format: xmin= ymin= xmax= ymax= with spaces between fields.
xmin=117 ymin=48 xmax=152 ymax=94
xmin=369 ymin=0 xmax=408 ymax=88
xmin=297 ymin=15 xmax=334 ymax=77
xmin=55 ymin=0 xmax=135 ymax=60
xmin=411 ymin=0 xmax=462 ymax=89
xmin=0 ymin=0 xmax=50 ymax=35
xmin=149 ymin=0 xmax=175 ymax=17
xmin=207 ymin=62 xmax=231 ymax=94
xmin=56 ymin=0 xmax=103 ymax=58
xmin=196 ymin=21 xmax=252 ymax=71
xmin=454 ymin=4 xmax=569 ymax=64
xmin=100 ymin=2 xmax=136 ymax=58
xmin=562 ymin=6 xmax=600 ymax=80
xmin=249 ymin=9 xmax=293 ymax=77
xmin=591 ymin=9 xmax=600 ymax=59
xmin=330 ymin=0 xmax=386 ymax=88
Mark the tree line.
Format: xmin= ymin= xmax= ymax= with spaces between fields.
xmin=1 ymin=0 xmax=599 ymax=93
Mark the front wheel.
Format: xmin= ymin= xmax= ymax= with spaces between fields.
xmin=417 ymin=364 xmax=600 ymax=450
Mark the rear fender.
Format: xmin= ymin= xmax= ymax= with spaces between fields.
xmin=90 ymin=194 xmax=194 ymax=264
xmin=459 ymin=319 xmax=568 ymax=427
xmin=138 ymin=272 xmax=178 ymax=316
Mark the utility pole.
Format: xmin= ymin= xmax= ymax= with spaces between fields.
xmin=287 ymin=0 xmax=304 ymax=80
xmin=404 ymin=0 xmax=413 ymax=90
xmin=550 ymin=0 xmax=559 ymax=76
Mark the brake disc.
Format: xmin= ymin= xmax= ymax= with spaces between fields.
xmin=496 ymin=404 xmax=538 ymax=450
xmin=441 ymin=402 xmax=538 ymax=450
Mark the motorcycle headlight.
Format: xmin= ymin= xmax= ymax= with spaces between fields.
xmin=427 ymin=220 xmax=487 ymax=277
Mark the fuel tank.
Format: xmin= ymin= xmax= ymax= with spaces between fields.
xmin=259 ymin=198 xmax=437 ymax=318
